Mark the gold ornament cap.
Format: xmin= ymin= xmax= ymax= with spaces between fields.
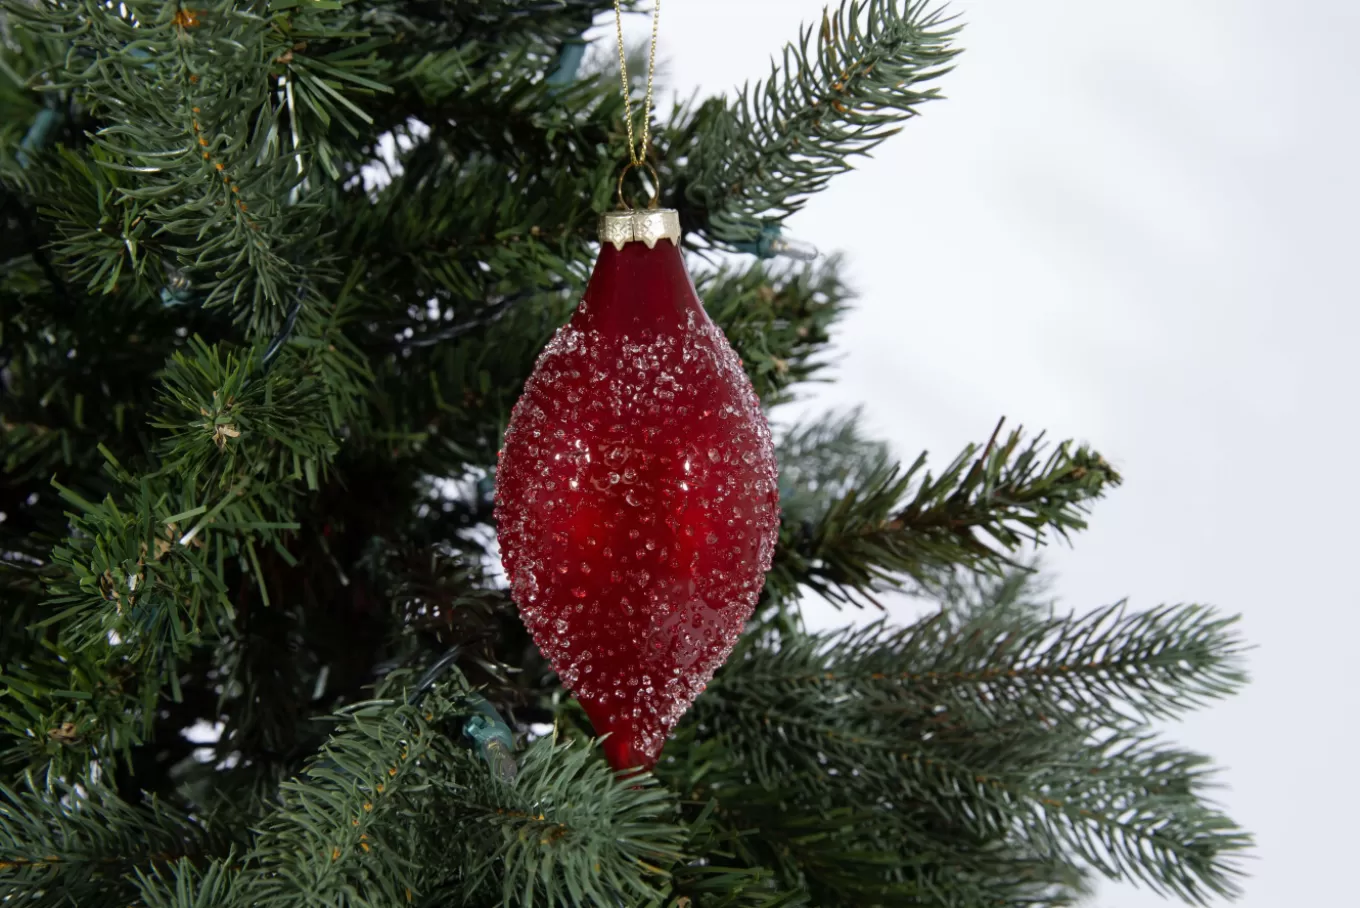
xmin=598 ymin=208 xmax=681 ymax=251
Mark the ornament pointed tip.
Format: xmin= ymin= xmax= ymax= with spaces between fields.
xmin=600 ymin=728 xmax=660 ymax=774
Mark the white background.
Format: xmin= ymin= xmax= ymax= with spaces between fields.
xmin=614 ymin=1 xmax=1360 ymax=905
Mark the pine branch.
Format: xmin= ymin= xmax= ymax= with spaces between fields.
xmin=6 ymin=1 xmax=328 ymax=330
xmin=774 ymin=409 xmax=893 ymax=525
xmin=1033 ymin=735 xmax=1250 ymax=905
xmin=664 ymin=735 xmax=1088 ymax=908
xmin=428 ymin=0 xmax=612 ymax=41
xmin=152 ymin=338 xmax=335 ymax=488
xmin=722 ymin=606 xmax=1248 ymax=735
xmin=664 ymin=579 xmax=1250 ymax=906
xmin=703 ymin=591 xmax=1247 ymax=787
xmin=769 ymin=419 xmax=1123 ymax=607
xmin=134 ymin=856 xmax=244 ymax=908
xmin=0 ymin=773 xmax=230 ymax=908
xmin=145 ymin=686 xmax=689 ymax=908
xmin=20 ymin=344 xmax=363 ymax=774
xmin=0 ymin=631 xmax=156 ymax=779
xmin=445 ymin=737 xmax=686 ymax=908
xmin=361 ymin=540 xmax=516 ymax=665
xmin=333 ymin=140 xmax=601 ymax=319
xmin=0 ymin=250 xmax=217 ymax=486
xmin=377 ymin=40 xmax=622 ymax=161
xmin=13 ymin=274 xmax=372 ymax=761
xmin=6 ymin=0 xmax=604 ymax=333
xmin=237 ymin=693 xmax=471 ymax=908
xmin=365 ymin=285 xmax=576 ymax=473
xmin=699 ymin=257 xmax=850 ymax=406
xmin=673 ymin=0 xmax=961 ymax=245
xmin=669 ymin=808 xmax=811 ymax=908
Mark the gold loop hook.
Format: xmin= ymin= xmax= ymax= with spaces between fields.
xmin=616 ymin=160 xmax=661 ymax=210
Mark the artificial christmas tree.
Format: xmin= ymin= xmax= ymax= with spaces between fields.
xmin=0 ymin=2 xmax=1249 ymax=906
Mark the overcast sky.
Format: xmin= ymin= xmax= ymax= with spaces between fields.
xmin=612 ymin=1 xmax=1360 ymax=905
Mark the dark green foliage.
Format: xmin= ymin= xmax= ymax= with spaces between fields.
xmin=1 ymin=1 xmax=1249 ymax=906
xmin=661 ymin=573 xmax=1249 ymax=907
xmin=697 ymin=258 xmax=848 ymax=406
xmin=670 ymin=0 xmax=961 ymax=245
xmin=451 ymin=737 xmax=687 ymax=907
xmin=769 ymin=413 xmax=1123 ymax=609
xmin=122 ymin=680 xmax=688 ymax=908
xmin=0 ymin=772 xmax=231 ymax=907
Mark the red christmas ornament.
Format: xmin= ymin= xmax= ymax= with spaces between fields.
xmin=495 ymin=209 xmax=780 ymax=771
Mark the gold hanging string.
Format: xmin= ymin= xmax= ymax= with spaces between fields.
xmin=613 ymin=0 xmax=661 ymax=206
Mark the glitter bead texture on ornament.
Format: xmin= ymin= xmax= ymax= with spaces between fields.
xmin=494 ymin=0 xmax=781 ymax=772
